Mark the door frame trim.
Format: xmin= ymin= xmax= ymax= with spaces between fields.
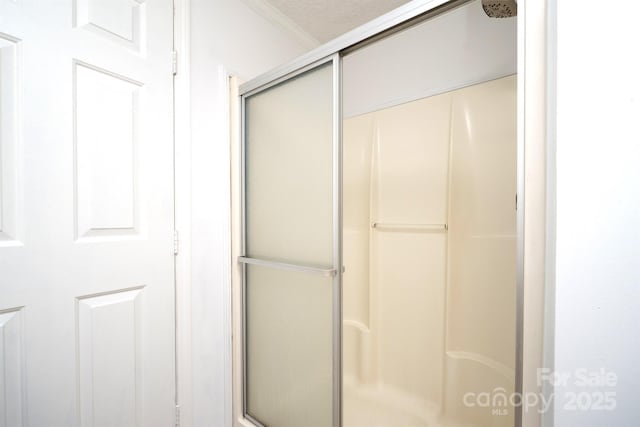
xmin=174 ymin=0 xmax=237 ymax=421
xmin=173 ymin=1 xmax=196 ymax=426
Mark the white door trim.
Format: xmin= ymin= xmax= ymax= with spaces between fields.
xmin=174 ymin=1 xmax=236 ymax=423
xmin=218 ymin=65 xmax=235 ymax=427
xmin=518 ymin=1 xmax=554 ymax=426
xmin=174 ymin=0 xmax=193 ymax=425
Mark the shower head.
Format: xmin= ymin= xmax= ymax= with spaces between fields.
xmin=482 ymin=0 xmax=517 ymax=18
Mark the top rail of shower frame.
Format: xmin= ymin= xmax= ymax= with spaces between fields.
xmin=238 ymin=0 xmax=472 ymax=96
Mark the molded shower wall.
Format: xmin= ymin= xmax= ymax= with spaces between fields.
xmin=343 ymin=75 xmax=516 ymax=427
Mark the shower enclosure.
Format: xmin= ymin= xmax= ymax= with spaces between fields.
xmin=342 ymin=76 xmax=516 ymax=427
xmin=235 ymin=1 xmax=520 ymax=426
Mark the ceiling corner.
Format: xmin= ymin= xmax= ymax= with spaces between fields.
xmin=239 ymin=0 xmax=321 ymax=50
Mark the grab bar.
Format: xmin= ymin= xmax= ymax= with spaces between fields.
xmin=238 ymin=256 xmax=337 ymax=277
xmin=371 ymin=222 xmax=448 ymax=232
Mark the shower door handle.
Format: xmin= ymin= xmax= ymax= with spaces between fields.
xmin=238 ymin=256 xmax=337 ymax=278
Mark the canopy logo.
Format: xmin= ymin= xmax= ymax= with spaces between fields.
xmin=462 ymin=368 xmax=617 ymax=415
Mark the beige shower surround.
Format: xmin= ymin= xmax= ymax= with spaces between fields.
xmin=343 ymin=75 xmax=517 ymax=427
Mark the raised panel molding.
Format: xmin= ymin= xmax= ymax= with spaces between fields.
xmin=73 ymin=61 xmax=143 ymax=241
xmin=0 ymin=307 xmax=25 ymax=427
xmin=76 ymin=287 xmax=144 ymax=427
xmin=0 ymin=34 xmax=21 ymax=246
xmin=74 ymin=0 xmax=146 ymax=52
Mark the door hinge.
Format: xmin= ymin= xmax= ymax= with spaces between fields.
xmin=174 ymin=230 xmax=179 ymax=255
xmin=175 ymin=405 xmax=181 ymax=427
xmin=172 ymin=51 xmax=178 ymax=76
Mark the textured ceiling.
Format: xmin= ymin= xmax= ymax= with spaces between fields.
xmin=262 ymin=0 xmax=413 ymax=43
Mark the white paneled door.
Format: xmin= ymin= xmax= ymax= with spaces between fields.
xmin=0 ymin=0 xmax=175 ymax=426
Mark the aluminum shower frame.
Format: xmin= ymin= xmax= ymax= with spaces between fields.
xmin=237 ymin=0 xmax=524 ymax=426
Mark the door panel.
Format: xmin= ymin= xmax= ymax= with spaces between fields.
xmin=245 ymin=62 xmax=334 ymax=267
xmin=74 ymin=61 xmax=143 ymax=240
xmin=0 ymin=33 xmax=19 ymax=244
xmin=77 ymin=288 xmax=144 ymax=427
xmin=0 ymin=307 xmax=24 ymax=426
xmin=241 ymin=58 xmax=340 ymax=426
xmin=246 ymin=264 xmax=333 ymax=427
xmin=0 ymin=0 xmax=175 ymax=425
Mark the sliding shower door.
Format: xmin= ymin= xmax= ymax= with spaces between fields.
xmin=240 ymin=55 xmax=341 ymax=427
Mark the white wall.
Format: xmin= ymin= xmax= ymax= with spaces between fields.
xmin=188 ymin=2 xmax=311 ymax=425
xmin=552 ymin=0 xmax=640 ymax=425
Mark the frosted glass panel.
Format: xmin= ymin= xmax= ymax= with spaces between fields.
xmin=246 ymin=264 xmax=333 ymax=427
xmin=245 ymin=63 xmax=333 ymax=267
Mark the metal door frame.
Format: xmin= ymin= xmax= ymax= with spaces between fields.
xmin=239 ymin=54 xmax=343 ymax=426
xmin=236 ymin=0 xmax=526 ymax=425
